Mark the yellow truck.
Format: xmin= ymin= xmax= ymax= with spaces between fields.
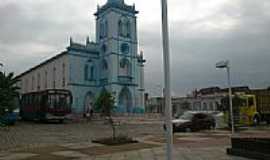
xmin=222 ymin=90 xmax=270 ymax=126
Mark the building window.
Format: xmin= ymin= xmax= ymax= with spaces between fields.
xmin=102 ymin=59 xmax=108 ymax=70
xmin=121 ymin=43 xmax=130 ymax=54
xmin=126 ymin=21 xmax=131 ymax=38
xmin=120 ymin=58 xmax=131 ymax=76
xmin=45 ymin=71 xmax=48 ymax=89
xmin=203 ymin=102 xmax=207 ymax=110
xmin=101 ymin=44 xmax=107 ymax=53
xmin=25 ymin=79 xmax=28 ymax=92
xmin=90 ymin=66 xmax=95 ymax=80
xmin=118 ymin=20 xmax=122 ymax=36
xmin=53 ymin=67 xmax=56 ymax=89
xmin=105 ymin=20 xmax=108 ymax=37
xmin=32 ymin=76 xmax=35 ymax=91
xmin=84 ymin=64 xmax=89 ymax=81
xmin=100 ymin=20 xmax=108 ymax=38
xmin=85 ymin=62 xmax=96 ymax=81
xmin=209 ymin=102 xmax=214 ymax=111
xmin=37 ymin=73 xmax=40 ymax=90
xmin=62 ymin=63 xmax=66 ymax=87
xmin=118 ymin=17 xmax=131 ymax=38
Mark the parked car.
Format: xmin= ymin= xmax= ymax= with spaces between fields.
xmin=0 ymin=109 xmax=19 ymax=126
xmin=172 ymin=112 xmax=216 ymax=132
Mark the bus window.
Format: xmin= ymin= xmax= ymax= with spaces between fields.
xmin=248 ymin=97 xmax=254 ymax=106
xmin=49 ymin=95 xmax=56 ymax=109
xmin=239 ymin=98 xmax=247 ymax=107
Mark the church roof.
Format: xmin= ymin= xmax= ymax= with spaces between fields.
xmin=15 ymin=51 xmax=68 ymax=79
xmin=67 ymin=41 xmax=99 ymax=54
xmin=94 ymin=0 xmax=138 ymax=16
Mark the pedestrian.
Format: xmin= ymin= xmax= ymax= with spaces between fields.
xmin=85 ymin=102 xmax=93 ymax=122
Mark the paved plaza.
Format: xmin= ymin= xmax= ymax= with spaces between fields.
xmin=1 ymin=120 xmax=265 ymax=160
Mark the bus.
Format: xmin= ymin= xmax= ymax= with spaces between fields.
xmin=20 ymin=89 xmax=72 ymax=123
xmin=222 ymin=92 xmax=270 ymax=126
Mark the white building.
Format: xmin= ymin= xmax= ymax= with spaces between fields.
xmin=16 ymin=0 xmax=146 ymax=114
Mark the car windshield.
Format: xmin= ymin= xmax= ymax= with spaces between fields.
xmin=179 ymin=112 xmax=194 ymax=120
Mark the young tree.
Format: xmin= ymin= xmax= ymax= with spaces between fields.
xmin=94 ymin=90 xmax=117 ymax=139
xmin=0 ymin=72 xmax=20 ymax=116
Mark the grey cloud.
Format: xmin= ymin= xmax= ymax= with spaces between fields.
xmin=0 ymin=0 xmax=270 ymax=96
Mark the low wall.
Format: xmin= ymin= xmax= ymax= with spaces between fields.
xmin=227 ymin=137 xmax=270 ymax=160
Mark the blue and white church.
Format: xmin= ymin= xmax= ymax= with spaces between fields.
xmin=16 ymin=0 xmax=146 ymax=114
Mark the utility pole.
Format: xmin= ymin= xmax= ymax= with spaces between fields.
xmin=216 ymin=60 xmax=234 ymax=134
xmin=161 ymin=0 xmax=173 ymax=160
xmin=227 ymin=65 xmax=235 ymax=134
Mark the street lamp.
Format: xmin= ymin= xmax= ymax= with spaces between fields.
xmin=161 ymin=0 xmax=173 ymax=160
xmin=216 ymin=60 xmax=234 ymax=134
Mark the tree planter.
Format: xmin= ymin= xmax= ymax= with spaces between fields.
xmin=92 ymin=136 xmax=138 ymax=146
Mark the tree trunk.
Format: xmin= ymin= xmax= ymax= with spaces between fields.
xmin=109 ymin=116 xmax=116 ymax=140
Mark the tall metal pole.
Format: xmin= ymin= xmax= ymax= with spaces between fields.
xmin=161 ymin=0 xmax=173 ymax=160
xmin=227 ymin=65 xmax=235 ymax=134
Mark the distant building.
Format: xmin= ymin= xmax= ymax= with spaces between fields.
xmin=16 ymin=0 xmax=146 ymax=114
xmin=145 ymin=86 xmax=258 ymax=117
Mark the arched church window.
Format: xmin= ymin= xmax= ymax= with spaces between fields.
xmin=100 ymin=22 xmax=104 ymax=38
xmin=120 ymin=58 xmax=131 ymax=75
xmin=85 ymin=62 xmax=96 ymax=81
xmin=118 ymin=17 xmax=131 ymax=38
xmin=105 ymin=20 xmax=108 ymax=37
xmin=100 ymin=20 xmax=108 ymax=38
xmin=118 ymin=20 xmax=123 ymax=36
xmin=90 ymin=66 xmax=95 ymax=80
xmin=102 ymin=59 xmax=108 ymax=70
xmin=126 ymin=20 xmax=131 ymax=38
xmin=84 ymin=64 xmax=89 ymax=81
xmin=101 ymin=44 xmax=107 ymax=53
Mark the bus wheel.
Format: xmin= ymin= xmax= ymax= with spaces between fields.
xmin=253 ymin=116 xmax=260 ymax=126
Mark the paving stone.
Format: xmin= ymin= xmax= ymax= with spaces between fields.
xmin=0 ymin=153 xmax=38 ymax=160
xmin=60 ymin=142 xmax=103 ymax=149
xmin=124 ymin=151 xmax=140 ymax=160
xmin=110 ymin=153 xmax=125 ymax=160
xmin=52 ymin=151 xmax=89 ymax=158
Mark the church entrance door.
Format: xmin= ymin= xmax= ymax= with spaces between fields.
xmin=119 ymin=87 xmax=132 ymax=113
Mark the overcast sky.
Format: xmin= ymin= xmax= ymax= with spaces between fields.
xmin=1 ymin=0 xmax=270 ymax=96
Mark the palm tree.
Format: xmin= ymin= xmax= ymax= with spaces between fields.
xmin=0 ymin=72 xmax=20 ymax=116
xmin=94 ymin=90 xmax=117 ymax=139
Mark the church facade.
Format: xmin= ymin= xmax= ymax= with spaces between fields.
xmin=16 ymin=0 xmax=146 ymax=114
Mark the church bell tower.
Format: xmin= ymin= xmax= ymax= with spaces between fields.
xmin=95 ymin=0 xmax=145 ymax=113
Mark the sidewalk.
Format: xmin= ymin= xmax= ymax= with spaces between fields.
xmin=0 ymin=145 xmax=251 ymax=160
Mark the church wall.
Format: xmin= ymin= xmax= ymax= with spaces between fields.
xmin=67 ymin=51 xmax=99 ymax=113
xmin=18 ymin=54 xmax=69 ymax=94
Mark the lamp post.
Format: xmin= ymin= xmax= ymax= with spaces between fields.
xmin=216 ymin=60 xmax=234 ymax=134
xmin=161 ymin=0 xmax=173 ymax=160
